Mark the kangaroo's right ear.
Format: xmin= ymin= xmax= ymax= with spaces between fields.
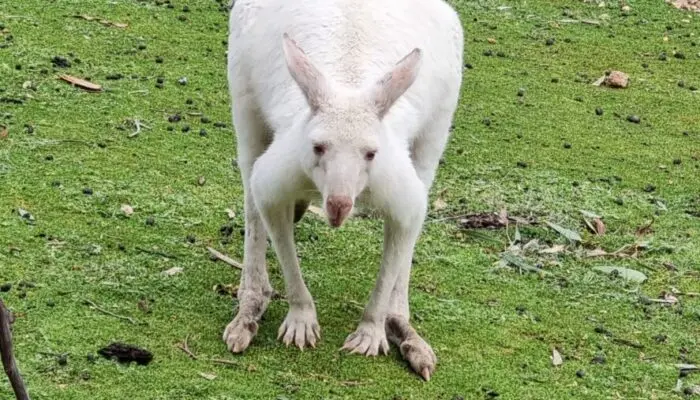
xmin=282 ymin=33 xmax=330 ymax=113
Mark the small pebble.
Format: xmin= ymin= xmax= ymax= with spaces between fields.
xmin=178 ymin=77 xmax=188 ymax=85
xmin=183 ymin=5 xmax=190 ymax=12
xmin=156 ymin=77 xmax=164 ymax=84
xmin=627 ymin=115 xmax=640 ymax=123
xmin=118 ymin=244 xmax=126 ymax=251
xmin=595 ymin=107 xmax=604 ymax=116
xmin=690 ymin=86 xmax=698 ymax=91
xmin=201 ymin=116 xmax=211 ymax=124
xmin=591 ymin=354 xmax=606 ymax=364
xmin=563 ymin=142 xmax=571 ymax=149
xmin=517 ymin=88 xmax=525 ymax=97
xmin=83 ymin=187 xmax=93 ymax=195
xmin=87 ymin=353 xmax=96 ymax=362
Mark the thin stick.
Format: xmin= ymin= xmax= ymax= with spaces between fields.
xmin=83 ymin=299 xmax=137 ymax=325
xmin=210 ymin=358 xmax=238 ymax=366
xmin=176 ymin=335 xmax=198 ymax=360
xmin=206 ymin=247 xmax=243 ymax=269
xmin=0 ymin=299 xmax=31 ymax=400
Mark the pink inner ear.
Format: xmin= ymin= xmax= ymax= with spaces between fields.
xmin=374 ymin=48 xmax=422 ymax=118
xmin=282 ymin=33 xmax=328 ymax=112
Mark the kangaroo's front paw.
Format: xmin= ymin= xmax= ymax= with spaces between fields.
xmin=223 ymin=315 xmax=258 ymax=353
xmin=277 ymin=306 xmax=320 ymax=350
xmin=341 ymin=322 xmax=390 ymax=356
xmin=400 ymin=335 xmax=437 ymax=381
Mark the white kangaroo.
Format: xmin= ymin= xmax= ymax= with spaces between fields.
xmin=223 ymin=0 xmax=464 ymax=380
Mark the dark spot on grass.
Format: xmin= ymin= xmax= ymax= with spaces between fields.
xmin=199 ymin=128 xmax=207 ymax=137
xmin=551 ymin=77 xmax=559 ymax=83
xmin=45 ymin=154 xmax=54 ymax=161
xmin=483 ymin=49 xmax=493 ymax=57
xmin=545 ymin=38 xmax=555 ymax=46
xmin=98 ymin=343 xmax=153 ymax=366
xmin=576 ymin=370 xmax=585 ymax=378
xmin=517 ymin=161 xmax=528 ymax=168
xmin=643 ymin=184 xmax=656 ymax=193
xmin=563 ymin=142 xmax=571 ymax=149
xmin=155 ymin=56 xmax=164 ymax=64
xmin=51 ymin=56 xmax=71 ymax=68
xmin=658 ymin=52 xmax=667 ymax=61
xmin=57 ymin=354 xmax=68 ymax=366
xmin=595 ymin=107 xmax=604 ymax=116
xmin=464 ymin=63 xmax=473 ymax=69
xmin=181 ymin=125 xmax=190 ymax=132
xmin=82 ymin=187 xmax=93 ymax=195
xmin=168 ymin=114 xmax=181 ymax=123
xmin=213 ymin=121 xmax=227 ymax=128
xmin=673 ymin=52 xmax=685 ymax=60
xmin=482 ymin=118 xmax=491 ymax=126
xmin=0 ymin=283 xmax=11 ymax=292
xmin=106 ymin=73 xmax=124 ymax=80
xmin=145 ymin=216 xmax=155 ymax=226
xmin=496 ymin=51 xmax=506 ymax=58
xmin=673 ymin=158 xmax=682 ymax=165
xmin=678 ymin=80 xmax=685 ymax=88
xmin=517 ymin=88 xmax=525 ymax=97
xmin=627 ymin=115 xmax=640 ymax=124
xmin=177 ymin=15 xmax=188 ymax=22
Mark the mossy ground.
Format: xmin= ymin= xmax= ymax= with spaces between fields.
xmin=1 ymin=0 xmax=699 ymax=399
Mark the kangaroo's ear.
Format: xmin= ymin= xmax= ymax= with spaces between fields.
xmin=371 ymin=48 xmax=422 ymax=119
xmin=282 ymin=33 xmax=330 ymax=113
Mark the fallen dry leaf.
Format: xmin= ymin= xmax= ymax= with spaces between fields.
xmin=433 ymin=197 xmax=448 ymax=211
xmin=225 ymin=208 xmax=236 ymax=219
xmin=666 ymin=0 xmax=700 ymax=12
xmin=0 ymin=125 xmax=7 ymax=139
xmin=551 ymin=348 xmax=563 ymax=366
xmin=121 ymin=204 xmax=134 ymax=217
xmin=75 ymin=14 xmax=129 ymax=28
xmin=459 ymin=212 xmax=507 ymax=229
xmin=213 ymin=283 xmax=238 ymax=297
xmin=635 ymin=219 xmax=655 ymax=236
xmin=58 ymin=74 xmax=102 ymax=92
xmin=162 ymin=267 xmax=183 ymax=276
xmin=586 ymin=248 xmax=609 ymax=257
xmin=539 ymin=244 xmax=566 ymax=254
xmin=593 ymin=218 xmax=606 ymax=235
xmin=198 ymin=372 xmax=217 ymax=381
xmin=487 ymin=37 xmax=497 ymax=44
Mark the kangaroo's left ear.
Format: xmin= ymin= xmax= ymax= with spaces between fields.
xmin=371 ymin=48 xmax=423 ymax=119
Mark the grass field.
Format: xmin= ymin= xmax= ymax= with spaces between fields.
xmin=1 ymin=0 xmax=699 ymax=399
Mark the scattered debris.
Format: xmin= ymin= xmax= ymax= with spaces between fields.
xmin=120 ymin=204 xmax=134 ymax=217
xmin=213 ymin=283 xmax=238 ymax=297
xmin=74 ymin=14 xmax=128 ymax=28
xmin=83 ymin=299 xmax=138 ymax=325
xmin=176 ymin=335 xmax=197 ymax=360
xmin=635 ymin=219 xmax=655 ymax=236
xmin=459 ymin=212 xmax=507 ymax=229
xmin=545 ymin=221 xmax=582 ymax=243
xmin=0 ymin=125 xmax=7 ymax=139
xmin=539 ymin=244 xmax=567 ymax=255
xmin=206 ymin=247 xmax=243 ymax=269
xmin=500 ymin=253 xmax=551 ymax=275
xmin=197 ymin=176 xmax=206 ymax=186
xmin=161 ymin=267 xmax=183 ymax=276
xmin=17 ymin=208 xmax=35 ymax=224
xmin=612 ymin=338 xmax=644 ymax=350
xmin=592 ymin=266 xmax=647 ymax=283
xmin=666 ymin=0 xmax=700 ymax=13
xmin=199 ymin=372 xmax=217 ymax=380
xmin=225 ymin=208 xmax=236 ymax=219
xmin=551 ymin=348 xmax=563 ymax=366
xmin=98 ymin=342 xmax=153 ymax=365
xmin=58 ymin=75 xmax=102 ymax=92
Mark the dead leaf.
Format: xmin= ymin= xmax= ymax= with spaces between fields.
xmin=593 ymin=218 xmax=606 ymax=235
xmin=121 ymin=204 xmax=134 ymax=217
xmin=162 ymin=267 xmax=183 ymax=276
xmin=213 ymin=283 xmax=238 ymax=297
xmin=0 ymin=125 xmax=7 ymax=139
xmin=498 ymin=207 xmax=509 ymax=227
xmin=487 ymin=37 xmax=497 ymax=44
xmin=586 ymin=248 xmax=609 ymax=257
xmin=225 ymin=208 xmax=236 ymax=219
xmin=58 ymin=74 xmax=102 ymax=92
xmin=593 ymin=266 xmax=647 ymax=283
xmin=197 ymin=176 xmax=206 ymax=186
xmin=545 ymin=221 xmax=582 ymax=243
xmin=75 ymin=15 xmax=128 ymax=28
xmin=551 ymin=348 xmax=563 ymax=366
xmin=433 ymin=197 xmax=447 ymax=211
xmin=198 ymin=372 xmax=217 ymax=380
xmin=539 ymin=244 xmax=566 ymax=254
xmin=459 ymin=212 xmax=507 ymax=229
xmin=635 ymin=219 xmax=655 ymax=236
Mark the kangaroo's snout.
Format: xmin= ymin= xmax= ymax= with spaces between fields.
xmin=326 ymin=195 xmax=353 ymax=228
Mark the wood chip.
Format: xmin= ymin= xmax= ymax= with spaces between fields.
xmin=121 ymin=204 xmax=134 ymax=217
xmin=551 ymin=348 xmax=563 ymax=366
xmin=58 ymin=75 xmax=102 ymax=92
xmin=206 ymin=247 xmax=242 ymax=269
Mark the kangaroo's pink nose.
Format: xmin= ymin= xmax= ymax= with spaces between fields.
xmin=326 ymin=195 xmax=353 ymax=228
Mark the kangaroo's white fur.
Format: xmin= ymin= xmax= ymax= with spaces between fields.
xmin=223 ymin=0 xmax=464 ymax=380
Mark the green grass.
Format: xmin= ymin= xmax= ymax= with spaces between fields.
xmin=1 ymin=0 xmax=699 ymax=399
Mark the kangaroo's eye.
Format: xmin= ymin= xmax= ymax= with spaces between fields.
xmin=313 ymin=144 xmax=326 ymax=156
xmin=365 ymin=150 xmax=377 ymax=161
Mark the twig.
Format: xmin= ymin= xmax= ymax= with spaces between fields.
xmin=206 ymin=247 xmax=243 ymax=269
xmin=210 ymin=358 xmax=238 ymax=366
xmin=127 ymin=119 xmax=150 ymax=138
xmin=135 ymin=246 xmax=178 ymax=259
xmin=176 ymin=335 xmax=198 ymax=360
xmin=83 ymin=299 xmax=137 ymax=325
xmin=0 ymin=299 xmax=31 ymax=400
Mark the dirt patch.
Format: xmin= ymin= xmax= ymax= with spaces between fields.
xmin=666 ymin=0 xmax=700 ymax=12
